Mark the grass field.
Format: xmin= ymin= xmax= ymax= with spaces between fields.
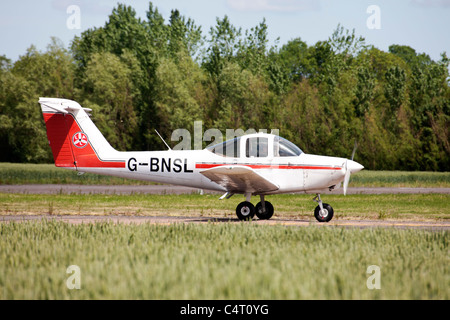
xmin=1 ymin=193 xmax=449 ymax=221
xmin=1 ymin=162 xmax=448 ymax=301
xmin=0 ymin=162 xmax=149 ymax=185
xmin=0 ymin=220 xmax=448 ymax=300
xmin=1 ymin=162 xmax=450 ymax=187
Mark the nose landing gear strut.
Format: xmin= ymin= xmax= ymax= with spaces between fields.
xmin=313 ymin=194 xmax=334 ymax=222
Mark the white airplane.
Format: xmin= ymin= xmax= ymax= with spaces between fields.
xmin=39 ymin=97 xmax=363 ymax=222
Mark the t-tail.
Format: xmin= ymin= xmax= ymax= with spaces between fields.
xmin=39 ymin=98 xmax=125 ymax=170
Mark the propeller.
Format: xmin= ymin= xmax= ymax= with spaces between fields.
xmin=343 ymin=141 xmax=363 ymax=196
xmin=343 ymin=161 xmax=351 ymax=195
xmin=350 ymin=140 xmax=358 ymax=161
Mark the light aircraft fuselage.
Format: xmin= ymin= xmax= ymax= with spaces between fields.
xmin=39 ymin=97 xmax=363 ymax=222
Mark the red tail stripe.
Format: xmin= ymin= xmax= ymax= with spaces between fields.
xmin=43 ymin=112 xmax=125 ymax=169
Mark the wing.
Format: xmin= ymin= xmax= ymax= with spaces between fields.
xmin=199 ymin=165 xmax=279 ymax=194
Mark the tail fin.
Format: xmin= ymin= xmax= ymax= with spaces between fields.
xmin=39 ymin=98 xmax=125 ymax=169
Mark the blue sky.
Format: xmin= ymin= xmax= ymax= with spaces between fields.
xmin=1 ymin=0 xmax=449 ymax=62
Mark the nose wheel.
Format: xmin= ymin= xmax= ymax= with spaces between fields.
xmin=313 ymin=194 xmax=334 ymax=222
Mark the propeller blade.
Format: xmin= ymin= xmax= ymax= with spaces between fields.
xmin=345 ymin=141 xmax=358 ymax=195
xmin=351 ymin=140 xmax=358 ymax=161
xmin=343 ymin=160 xmax=351 ymax=196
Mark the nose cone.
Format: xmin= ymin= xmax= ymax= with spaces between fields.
xmin=347 ymin=160 xmax=364 ymax=173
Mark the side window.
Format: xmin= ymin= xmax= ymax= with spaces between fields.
xmin=207 ymin=137 xmax=240 ymax=157
xmin=246 ymin=137 xmax=268 ymax=157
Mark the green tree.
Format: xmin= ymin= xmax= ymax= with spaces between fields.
xmin=389 ymin=44 xmax=432 ymax=67
xmin=71 ymin=3 xmax=158 ymax=150
xmin=236 ymin=19 xmax=269 ymax=75
xmin=353 ymin=64 xmax=375 ymax=117
xmin=82 ymin=52 xmax=139 ymax=151
xmin=384 ymin=66 xmax=406 ymax=124
xmin=213 ymin=62 xmax=270 ymax=131
xmin=408 ymin=56 xmax=450 ymax=170
xmin=167 ymin=9 xmax=203 ymax=59
xmin=153 ymin=50 xmax=206 ymax=143
xmin=280 ymin=80 xmax=324 ymax=153
xmin=277 ymin=38 xmax=311 ymax=82
xmin=14 ymin=38 xmax=75 ymax=98
xmin=203 ymin=15 xmax=242 ymax=77
xmin=0 ymin=39 xmax=74 ymax=162
xmin=1 ymin=2 xmax=448 ymax=170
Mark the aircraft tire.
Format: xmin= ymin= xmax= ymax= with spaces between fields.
xmin=314 ymin=203 xmax=334 ymax=222
xmin=255 ymin=201 xmax=274 ymax=220
xmin=236 ymin=201 xmax=255 ymax=221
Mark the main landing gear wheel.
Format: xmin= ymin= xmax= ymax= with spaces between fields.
xmin=236 ymin=201 xmax=255 ymax=221
xmin=255 ymin=201 xmax=274 ymax=220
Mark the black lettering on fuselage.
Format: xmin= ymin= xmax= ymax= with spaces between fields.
xmin=173 ymin=158 xmax=182 ymax=173
xmin=184 ymin=158 xmax=193 ymax=173
xmin=161 ymin=158 xmax=171 ymax=172
xmin=150 ymin=158 xmax=159 ymax=172
xmin=128 ymin=158 xmax=137 ymax=171
xmin=149 ymin=158 xmax=193 ymax=173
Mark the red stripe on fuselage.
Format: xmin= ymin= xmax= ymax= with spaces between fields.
xmin=195 ymin=163 xmax=341 ymax=170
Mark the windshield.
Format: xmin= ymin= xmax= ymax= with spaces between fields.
xmin=274 ymin=136 xmax=303 ymax=157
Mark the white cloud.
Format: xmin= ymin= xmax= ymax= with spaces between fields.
xmin=226 ymin=0 xmax=320 ymax=13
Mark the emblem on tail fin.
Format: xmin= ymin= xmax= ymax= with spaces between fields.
xmin=72 ymin=132 xmax=88 ymax=148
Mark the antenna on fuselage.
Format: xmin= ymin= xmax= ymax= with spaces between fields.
xmin=155 ymin=130 xmax=172 ymax=150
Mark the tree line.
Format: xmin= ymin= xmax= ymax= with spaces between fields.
xmin=0 ymin=2 xmax=449 ymax=170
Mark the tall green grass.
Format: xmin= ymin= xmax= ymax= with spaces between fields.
xmin=0 ymin=221 xmax=447 ymax=299
xmin=1 ymin=163 xmax=449 ymax=187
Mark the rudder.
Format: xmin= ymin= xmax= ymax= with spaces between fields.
xmin=42 ymin=112 xmax=77 ymax=167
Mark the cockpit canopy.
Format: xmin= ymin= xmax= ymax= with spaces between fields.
xmin=205 ymin=134 xmax=303 ymax=158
